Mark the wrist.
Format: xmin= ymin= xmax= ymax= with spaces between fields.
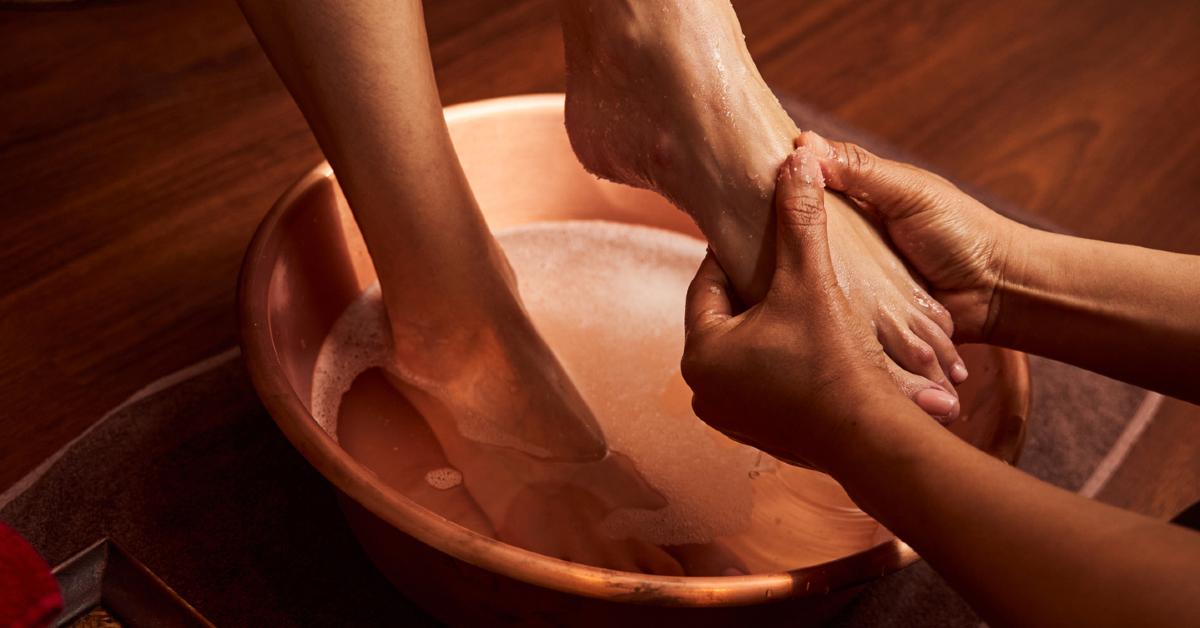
xmin=987 ymin=225 xmax=1067 ymax=348
xmin=823 ymin=400 xmax=951 ymax=518
xmin=804 ymin=387 xmax=927 ymax=478
xmin=981 ymin=220 xmax=1040 ymax=344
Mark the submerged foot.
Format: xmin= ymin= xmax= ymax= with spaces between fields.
xmin=561 ymin=0 xmax=965 ymax=418
xmin=377 ymin=245 xmax=687 ymax=573
xmin=337 ymin=361 xmax=686 ymax=574
xmin=386 ymin=293 xmax=608 ymax=461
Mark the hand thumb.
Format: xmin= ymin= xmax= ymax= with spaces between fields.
xmin=772 ymin=147 xmax=836 ymax=287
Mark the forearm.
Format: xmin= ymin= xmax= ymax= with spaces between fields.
xmin=828 ymin=407 xmax=1200 ymax=627
xmin=992 ymin=227 xmax=1200 ymax=402
xmin=237 ymin=1 xmax=508 ymax=319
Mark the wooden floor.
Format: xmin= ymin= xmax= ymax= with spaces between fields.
xmin=1 ymin=0 xmax=1197 ymax=518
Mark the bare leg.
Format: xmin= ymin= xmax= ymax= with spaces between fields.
xmin=560 ymin=0 xmax=966 ymax=417
xmin=238 ymin=0 xmax=682 ymax=572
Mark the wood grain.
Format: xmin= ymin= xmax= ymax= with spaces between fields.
xmin=1 ymin=0 xmax=1197 ymax=513
xmin=1098 ymin=399 xmax=1200 ymax=520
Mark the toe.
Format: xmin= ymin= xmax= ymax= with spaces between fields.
xmin=662 ymin=542 xmax=747 ymax=576
xmin=914 ymin=388 xmax=962 ymax=423
xmin=568 ymin=538 xmax=609 ymax=571
xmin=632 ymin=541 xmax=686 ymax=576
xmin=912 ymin=286 xmax=955 ymax=337
xmin=884 ymin=357 xmax=960 ymax=424
xmin=596 ymin=538 xmax=681 ymax=576
xmin=878 ymin=317 xmax=954 ymax=392
xmin=910 ymin=311 xmax=968 ymax=384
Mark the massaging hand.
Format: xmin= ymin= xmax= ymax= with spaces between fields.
xmin=795 ymin=131 xmax=1200 ymax=403
xmin=795 ymin=131 xmax=1026 ymax=342
xmin=682 ymin=147 xmax=921 ymax=471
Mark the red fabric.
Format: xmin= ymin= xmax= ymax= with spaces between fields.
xmin=0 ymin=523 xmax=61 ymax=628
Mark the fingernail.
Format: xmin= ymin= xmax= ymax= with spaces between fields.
xmin=800 ymin=131 xmax=836 ymax=160
xmin=794 ymin=148 xmax=825 ymax=187
xmin=778 ymin=153 xmax=796 ymax=182
xmin=915 ymin=388 xmax=959 ymax=417
xmin=950 ymin=361 xmax=969 ymax=384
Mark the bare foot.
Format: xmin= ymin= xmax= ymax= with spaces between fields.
xmin=560 ymin=0 xmax=965 ymax=417
xmin=375 ymin=270 xmax=686 ymax=573
xmin=336 ymin=364 xmax=684 ymax=573
xmin=384 ymin=364 xmax=686 ymax=574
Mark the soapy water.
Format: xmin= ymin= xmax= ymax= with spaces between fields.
xmin=312 ymin=220 xmax=888 ymax=573
xmin=495 ymin=221 xmax=765 ymax=544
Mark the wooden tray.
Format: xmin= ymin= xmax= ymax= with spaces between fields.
xmin=52 ymin=539 xmax=212 ymax=627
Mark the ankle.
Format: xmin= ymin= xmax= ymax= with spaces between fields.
xmin=384 ymin=272 xmax=522 ymax=361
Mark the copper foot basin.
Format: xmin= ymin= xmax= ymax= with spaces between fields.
xmin=238 ymin=94 xmax=1030 ymax=626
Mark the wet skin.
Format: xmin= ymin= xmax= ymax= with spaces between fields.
xmin=560 ymin=0 xmax=965 ymax=419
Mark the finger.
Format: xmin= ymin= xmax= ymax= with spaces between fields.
xmin=772 ymin=147 xmax=836 ymax=286
xmin=909 ymin=312 xmax=969 ymax=384
xmin=795 ymin=131 xmax=949 ymax=221
xmin=684 ymin=250 xmax=733 ymax=337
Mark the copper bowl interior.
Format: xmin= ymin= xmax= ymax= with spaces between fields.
xmin=238 ymin=94 xmax=1030 ymax=614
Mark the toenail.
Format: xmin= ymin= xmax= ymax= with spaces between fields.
xmin=950 ymin=361 xmax=969 ymax=384
xmin=915 ymin=388 xmax=959 ymax=417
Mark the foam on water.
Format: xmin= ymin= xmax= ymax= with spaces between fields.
xmin=310 ymin=282 xmax=390 ymax=437
xmin=311 ymin=221 xmax=771 ymax=546
xmin=425 ymin=467 xmax=463 ymax=490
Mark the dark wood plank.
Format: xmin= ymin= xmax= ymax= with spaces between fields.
xmin=1 ymin=0 xmax=319 ymax=491
xmin=0 ymin=0 xmax=562 ymax=490
xmin=1 ymin=0 xmax=1197 ymax=515
xmin=738 ymin=0 xmax=1200 ymax=253
xmin=1098 ymin=399 xmax=1200 ymax=520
